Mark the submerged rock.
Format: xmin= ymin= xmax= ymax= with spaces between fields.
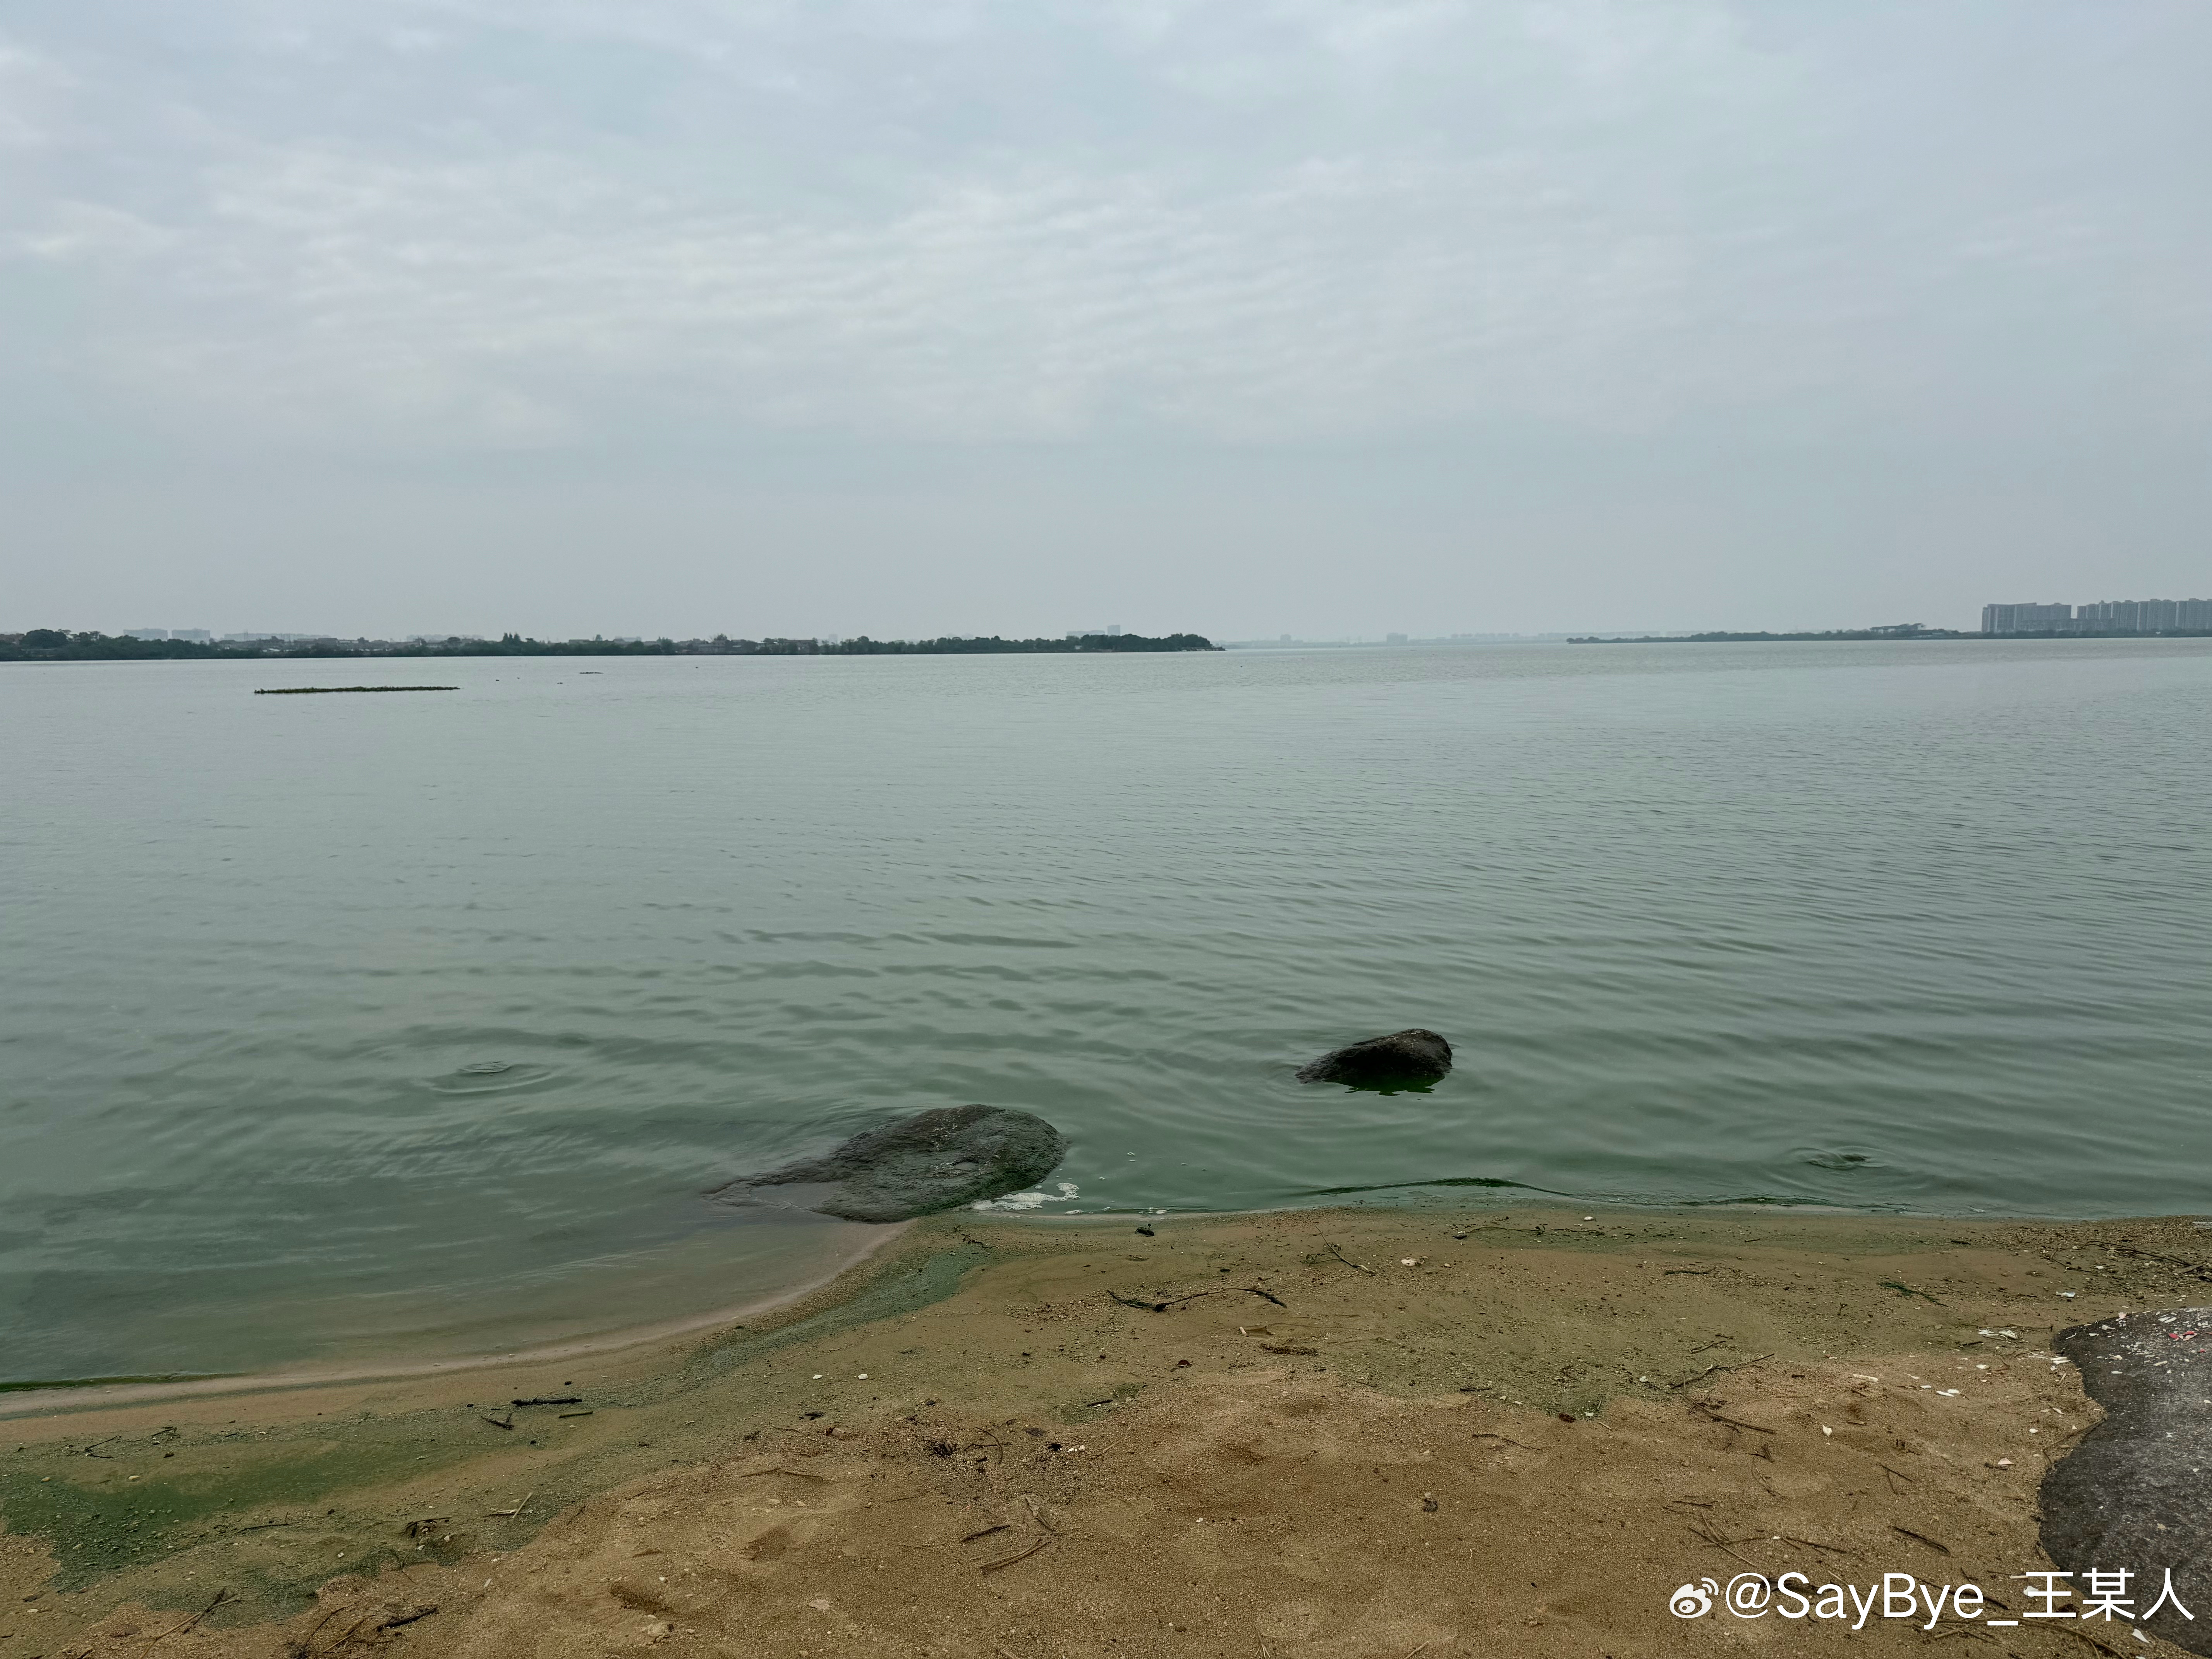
xmin=712 ymin=1104 xmax=1068 ymax=1223
xmin=1295 ymin=1029 xmax=1453 ymax=1089
xmin=2042 ymin=1308 xmax=2212 ymax=1655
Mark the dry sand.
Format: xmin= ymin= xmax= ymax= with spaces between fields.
xmin=4 ymin=1205 xmax=2205 ymax=1658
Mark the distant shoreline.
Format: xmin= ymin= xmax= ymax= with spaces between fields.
xmin=0 ymin=630 xmax=1220 ymax=664
xmin=17 ymin=629 xmax=2211 ymax=662
xmin=1570 ymin=627 xmax=2212 ymax=643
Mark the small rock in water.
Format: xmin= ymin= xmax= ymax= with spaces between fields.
xmin=710 ymin=1104 xmax=1067 ymax=1223
xmin=1295 ymin=1029 xmax=1452 ymax=1089
xmin=457 ymin=1060 xmax=514 ymax=1075
xmin=1806 ymin=1150 xmax=1876 ymax=1171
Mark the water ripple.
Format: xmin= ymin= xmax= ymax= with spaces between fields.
xmin=2 ymin=641 xmax=2209 ymax=1378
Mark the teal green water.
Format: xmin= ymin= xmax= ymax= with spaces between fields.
xmin=4 ymin=640 xmax=2210 ymax=1383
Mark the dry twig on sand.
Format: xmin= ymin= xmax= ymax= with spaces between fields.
xmin=1688 ymin=1401 xmax=1780 ymax=1433
xmin=138 ymin=1588 xmax=231 ymax=1657
xmin=1879 ymin=1280 xmax=1944 ymax=1305
xmin=2110 ymin=1243 xmax=2212 ymax=1283
xmin=1892 ymin=1525 xmax=1951 ymax=1556
xmin=1670 ymin=1353 xmax=1776 ymax=1390
xmin=1325 ymin=1242 xmax=1374 ymax=1275
xmin=1688 ymin=1517 xmax=1763 ymax=1565
xmin=1109 ymin=1288 xmax=1215 ymax=1312
xmin=288 ymin=1602 xmax=348 ymax=1658
xmin=978 ymin=1536 xmax=1053 ymax=1573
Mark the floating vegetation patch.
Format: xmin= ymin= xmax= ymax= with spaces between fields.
xmin=0 ymin=1372 xmax=226 ymax=1395
xmin=1805 ymin=1150 xmax=1883 ymax=1171
xmin=1678 ymin=1193 xmax=1794 ymax=1207
xmin=1298 ymin=1176 xmax=1566 ymax=1197
xmin=254 ymin=685 xmax=457 ymax=695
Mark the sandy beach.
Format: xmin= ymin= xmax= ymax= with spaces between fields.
xmin=4 ymin=1205 xmax=2203 ymax=1657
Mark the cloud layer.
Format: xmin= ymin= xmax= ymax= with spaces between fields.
xmin=4 ymin=1 xmax=2208 ymax=632
xmin=9 ymin=0 xmax=2206 ymax=450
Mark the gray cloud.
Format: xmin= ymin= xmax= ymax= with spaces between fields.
xmin=3 ymin=0 xmax=2207 ymax=635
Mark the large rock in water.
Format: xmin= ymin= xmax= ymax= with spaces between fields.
xmin=2042 ymin=1307 xmax=2212 ymax=1654
xmin=712 ymin=1105 xmax=1068 ymax=1223
xmin=1295 ymin=1029 xmax=1453 ymax=1088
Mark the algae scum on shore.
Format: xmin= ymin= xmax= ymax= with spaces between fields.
xmin=10 ymin=1207 xmax=2212 ymax=1657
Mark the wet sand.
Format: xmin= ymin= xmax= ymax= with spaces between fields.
xmin=4 ymin=1205 xmax=2205 ymax=1657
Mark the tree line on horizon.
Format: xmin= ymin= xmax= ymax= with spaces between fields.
xmin=0 ymin=629 xmax=1221 ymax=663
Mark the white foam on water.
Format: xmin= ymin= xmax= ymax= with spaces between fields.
xmin=972 ymin=1182 xmax=1081 ymax=1212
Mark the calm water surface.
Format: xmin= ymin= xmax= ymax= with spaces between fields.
xmin=4 ymin=641 xmax=2210 ymax=1382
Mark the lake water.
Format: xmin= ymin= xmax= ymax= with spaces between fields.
xmin=5 ymin=639 xmax=2210 ymax=1384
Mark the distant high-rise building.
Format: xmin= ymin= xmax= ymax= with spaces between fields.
xmin=124 ymin=628 xmax=168 ymax=639
xmin=1987 ymin=596 xmax=2211 ymax=634
xmin=1982 ymin=602 xmax=2072 ymax=634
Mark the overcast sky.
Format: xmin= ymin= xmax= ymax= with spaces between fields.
xmin=4 ymin=0 xmax=2207 ymax=639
